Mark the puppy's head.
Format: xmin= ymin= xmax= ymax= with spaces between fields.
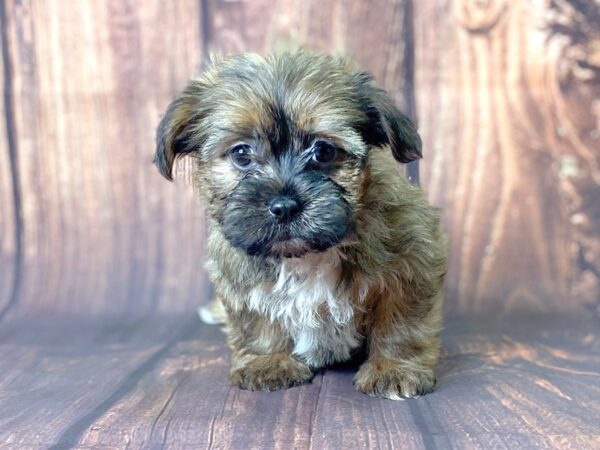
xmin=155 ymin=52 xmax=421 ymax=258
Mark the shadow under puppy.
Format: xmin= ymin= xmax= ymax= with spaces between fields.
xmin=155 ymin=52 xmax=447 ymax=400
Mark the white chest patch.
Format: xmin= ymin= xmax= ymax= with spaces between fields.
xmin=246 ymin=249 xmax=363 ymax=367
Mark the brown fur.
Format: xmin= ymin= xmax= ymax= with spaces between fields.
xmin=155 ymin=52 xmax=447 ymax=400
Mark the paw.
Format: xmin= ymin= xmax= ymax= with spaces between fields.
xmin=231 ymin=354 xmax=313 ymax=391
xmin=354 ymin=357 xmax=436 ymax=400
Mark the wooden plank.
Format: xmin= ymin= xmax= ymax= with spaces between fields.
xmin=56 ymin=322 xmax=318 ymax=449
xmin=1 ymin=2 xmax=597 ymax=316
xmin=0 ymin=316 xmax=199 ymax=448
xmin=0 ymin=317 xmax=598 ymax=448
xmin=0 ymin=1 xmax=21 ymax=320
xmin=308 ymin=315 xmax=600 ymax=449
xmin=65 ymin=317 xmax=600 ymax=449
xmin=414 ymin=0 xmax=600 ymax=314
xmin=1 ymin=0 xmax=209 ymax=319
xmin=307 ymin=370 xmax=427 ymax=449
xmin=205 ymin=0 xmax=415 ymax=106
xmin=431 ymin=315 xmax=600 ymax=448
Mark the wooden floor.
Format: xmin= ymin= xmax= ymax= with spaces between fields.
xmin=1 ymin=313 xmax=598 ymax=449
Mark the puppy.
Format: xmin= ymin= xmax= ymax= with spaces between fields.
xmin=155 ymin=52 xmax=447 ymax=400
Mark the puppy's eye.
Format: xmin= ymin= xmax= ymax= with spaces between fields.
xmin=229 ymin=144 xmax=255 ymax=169
xmin=311 ymin=141 xmax=337 ymax=164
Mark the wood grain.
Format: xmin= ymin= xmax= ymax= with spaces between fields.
xmin=1 ymin=0 xmax=596 ymax=318
xmin=0 ymin=0 xmax=21 ymax=322
xmin=0 ymin=316 xmax=200 ymax=448
xmin=0 ymin=0 xmax=209 ymax=319
xmin=414 ymin=0 xmax=600 ymax=315
xmin=0 ymin=316 xmax=597 ymax=449
xmin=206 ymin=0 xmax=413 ymax=97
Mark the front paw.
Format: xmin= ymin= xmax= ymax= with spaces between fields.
xmin=354 ymin=357 xmax=436 ymax=400
xmin=231 ymin=353 xmax=313 ymax=391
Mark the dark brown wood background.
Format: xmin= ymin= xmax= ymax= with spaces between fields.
xmin=1 ymin=2 xmax=599 ymax=448
xmin=1 ymin=0 xmax=598 ymax=321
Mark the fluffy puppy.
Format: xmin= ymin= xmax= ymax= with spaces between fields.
xmin=155 ymin=52 xmax=447 ymax=400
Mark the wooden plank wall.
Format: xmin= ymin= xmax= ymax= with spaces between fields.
xmin=0 ymin=1 xmax=208 ymax=319
xmin=0 ymin=0 xmax=598 ymax=319
xmin=416 ymin=0 xmax=600 ymax=315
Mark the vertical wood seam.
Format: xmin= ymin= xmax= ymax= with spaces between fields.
xmin=307 ymin=372 xmax=324 ymax=450
xmin=407 ymin=399 xmax=439 ymax=449
xmin=403 ymin=0 xmax=420 ymax=186
xmin=0 ymin=0 xmax=23 ymax=323
xmin=199 ymin=0 xmax=210 ymax=63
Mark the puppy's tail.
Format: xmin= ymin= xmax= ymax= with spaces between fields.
xmin=198 ymin=297 xmax=227 ymax=325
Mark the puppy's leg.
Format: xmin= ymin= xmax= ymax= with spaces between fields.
xmin=354 ymin=292 xmax=443 ymax=400
xmin=226 ymin=312 xmax=313 ymax=391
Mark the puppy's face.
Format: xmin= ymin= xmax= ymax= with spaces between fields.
xmin=155 ymin=52 xmax=422 ymax=258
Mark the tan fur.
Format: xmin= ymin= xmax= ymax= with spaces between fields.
xmin=155 ymin=52 xmax=447 ymax=400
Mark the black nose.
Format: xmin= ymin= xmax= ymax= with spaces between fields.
xmin=269 ymin=196 xmax=301 ymax=221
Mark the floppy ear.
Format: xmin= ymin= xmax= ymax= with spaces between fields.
xmin=361 ymin=85 xmax=422 ymax=163
xmin=155 ymin=81 xmax=206 ymax=181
